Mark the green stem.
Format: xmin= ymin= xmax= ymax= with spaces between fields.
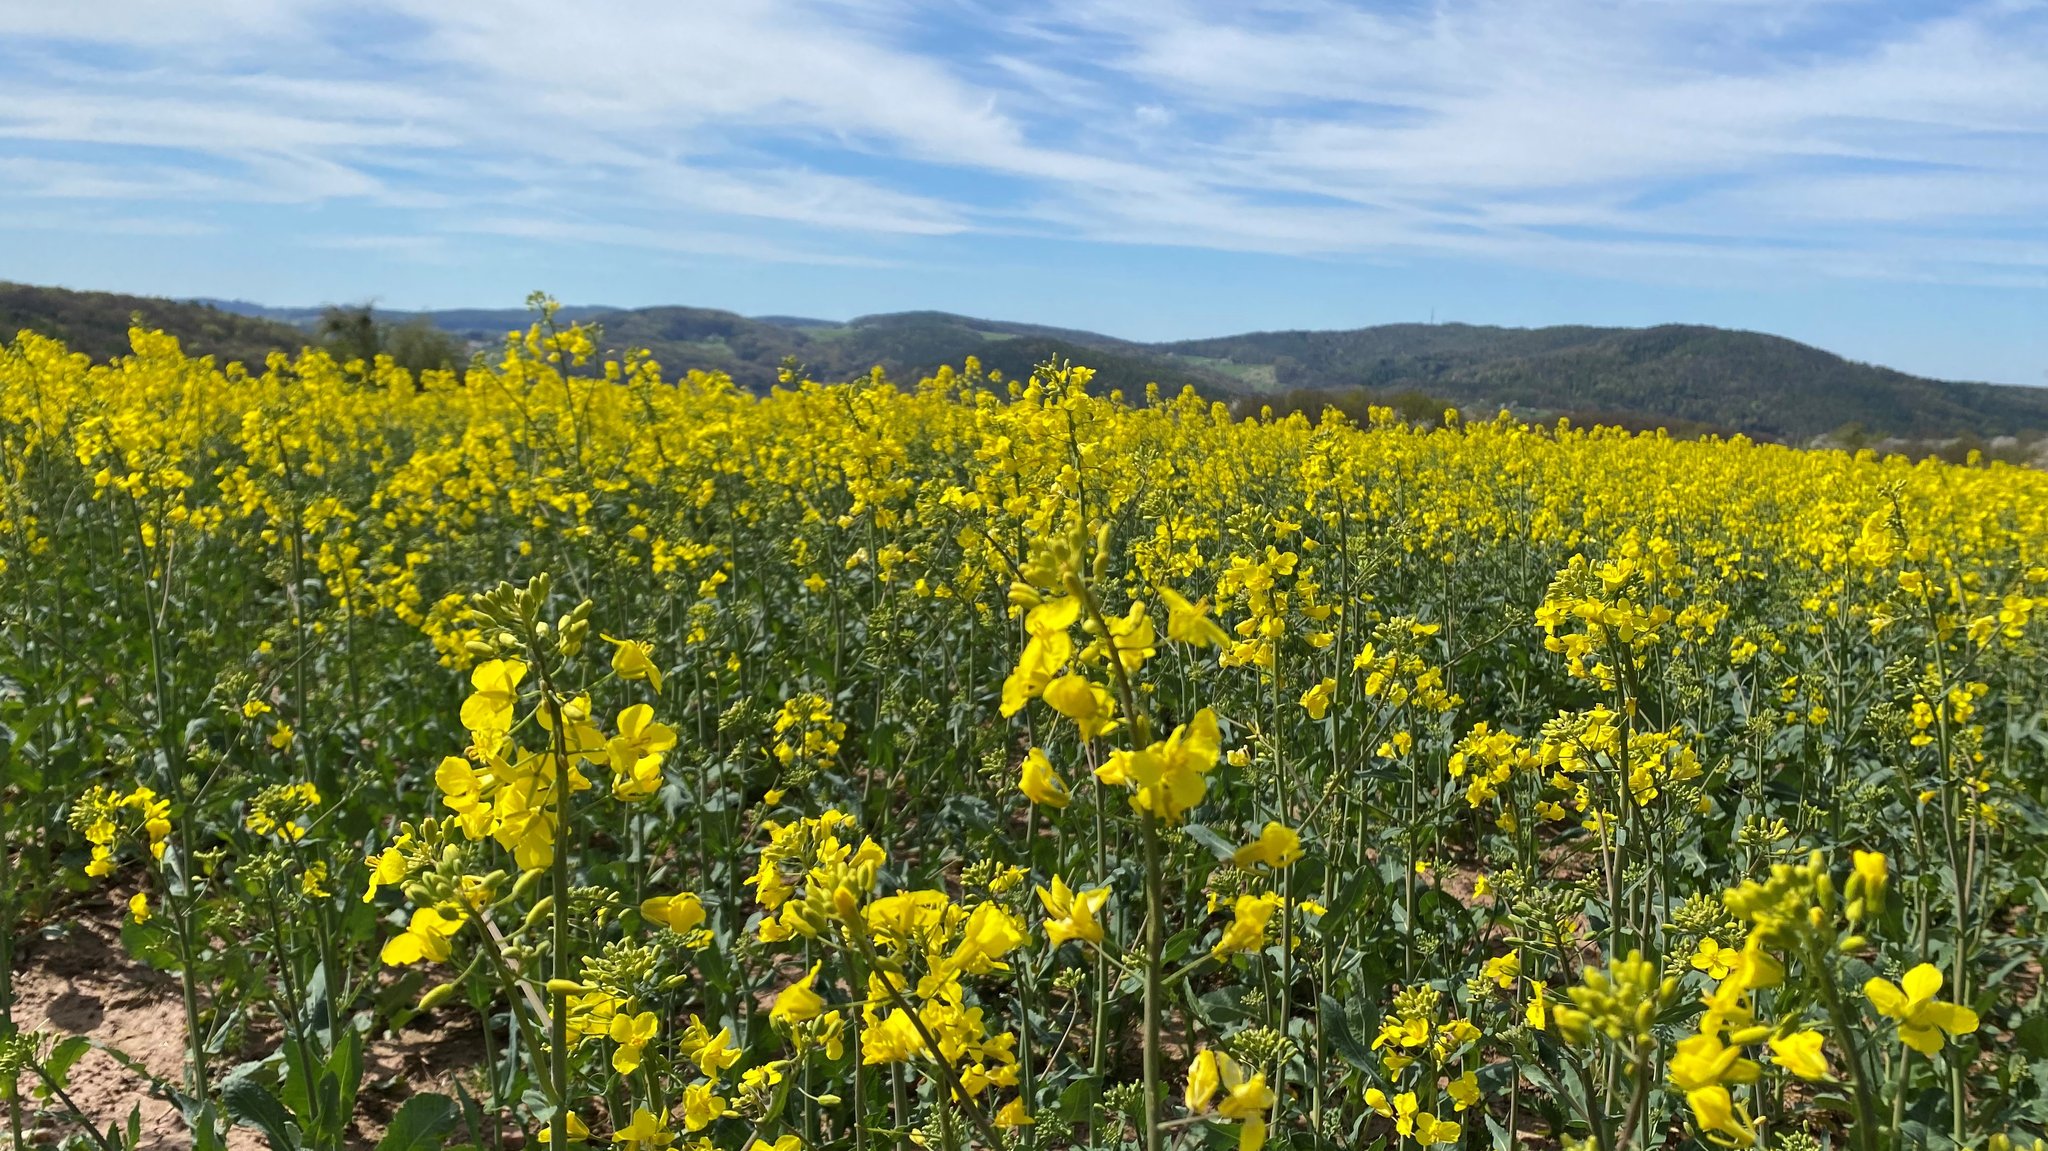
xmin=1141 ymin=815 xmax=1163 ymax=1151
xmin=536 ymin=674 xmax=576 ymax=1149
xmin=1812 ymin=945 xmax=1882 ymax=1151
xmin=27 ymin=1057 xmax=122 ymax=1151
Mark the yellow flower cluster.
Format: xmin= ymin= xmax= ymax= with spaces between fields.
xmin=69 ymin=784 xmax=172 ymax=877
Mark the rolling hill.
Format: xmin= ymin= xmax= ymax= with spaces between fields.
xmin=1158 ymin=323 xmax=2048 ymax=442
xmin=1 ymin=282 xmax=307 ymax=366
xmin=9 ymin=282 xmax=2048 ymax=444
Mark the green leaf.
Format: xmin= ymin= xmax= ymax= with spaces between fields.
xmin=453 ymin=1079 xmax=488 ymax=1149
xmin=44 ymin=1034 xmax=91 ymax=1088
xmin=1807 ymin=1093 xmax=1859 ymax=1118
xmin=316 ymin=1069 xmax=344 ymax=1145
xmin=1181 ymin=823 xmax=1237 ymax=862
xmin=1322 ymin=867 xmax=1373 ymax=926
xmin=1318 ymin=994 xmax=1372 ymax=1070
xmin=119 ymin=915 xmax=180 ymax=971
xmin=223 ymin=1075 xmax=301 ymax=1151
xmin=374 ymin=1094 xmax=460 ymax=1151
xmin=330 ymin=1025 xmax=364 ymax=1130
xmin=1056 ymin=1081 xmax=1094 ymax=1124
xmin=279 ymin=1036 xmax=312 ymax=1122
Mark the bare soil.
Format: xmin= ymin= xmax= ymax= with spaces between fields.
xmin=7 ymin=897 xmax=478 ymax=1150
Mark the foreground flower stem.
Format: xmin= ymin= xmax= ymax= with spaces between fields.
xmin=1611 ymin=1047 xmax=1651 ymax=1151
xmin=0 ymin=811 xmax=12 ymax=1033
xmin=24 ymin=1052 xmax=121 ymax=1151
xmin=1019 ymin=801 xmax=1039 ymax=1151
xmin=1071 ymin=559 xmax=1164 ymax=1151
xmin=1811 ymin=943 xmax=1881 ymax=1151
xmin=1 ymin=810 xmax=17 ymax=1151
xmin=1571 ymin=1058 xmax=1613 ymax=1151
xmin=538 ymin=666 xmax=575 ymax=1151
xmin=164 ymin=867 xmax=213 ymax=1114
xmin=1142 ymin=812 xmax=1164 ymax=1151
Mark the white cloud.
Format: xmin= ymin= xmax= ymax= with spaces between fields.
xmin=0 ymin=0 xmax=2044 ymax=284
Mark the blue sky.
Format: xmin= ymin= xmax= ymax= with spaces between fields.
xmin=2 ymin=0 xmax=2046 ymax=384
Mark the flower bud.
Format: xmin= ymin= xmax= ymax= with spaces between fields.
xmin=833 ymin=885 xmax=861 ymax=923
xmin=416 ymin=982 xmax=461 ymax=1011
xmin=511 ymin=868 xmax=547 ymax=901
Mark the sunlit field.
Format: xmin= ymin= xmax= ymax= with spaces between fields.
xmin=2 ymin=303 xmax=2045 ymax=1151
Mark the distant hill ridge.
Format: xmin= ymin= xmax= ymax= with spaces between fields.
xmin=2 ymin=282 xmax=307 ymax=368
xmin=6 ymin=281 xmax=2046 ymax=444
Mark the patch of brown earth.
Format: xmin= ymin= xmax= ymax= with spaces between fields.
xmin=7 ymin=897 xmax=480 ymax=1150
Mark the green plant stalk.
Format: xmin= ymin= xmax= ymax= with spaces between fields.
xmin=538 ymin=677 xmax=576 ymax=1151
xmin=1141 ymin=813 xmax=1164 ymax=1151
xmin=1 ymin=801 xmax=14 ymax=1048
xmin=549 ymin=781 xmax=573 ymax=1145
xmin=1571 ymin=1056 xmax=1614 ymax=1151
xmin=26 ymin=1054 xmax=122 ymax=1151
xmin=850 ymin=978 xmax=867 ymax=1151
xmin=1275 ymin=866 xmax=1293 ymax=1139
xmin=1018 ymin=801 xmax=1039 ymax=1151
xmin=1269 ymin=659 xmax=1291 ymax=1137
xmin=285 ymin=835 xmax=346 ymax=1052
xmin=1072 ymin=561 xmax=1159 ymax=1126
xmin=936 ymin=1077 xmax=958 ymax=1151
xmin=892 ymin=1065 xmax=911 ymax=1151
xmin=1913 ymin=573 xmax=1970 ymax=1148
xmin=1089 ymin=752 xmax=1109 ymax=1080
xmin=1811 ymin=942 xmax=1881 ymax=1151
xmin=1890 ymin=1047 xmax=1910 ymax=1151
xmin=258 ymin=879 xmax=327 ymax=1144
xmin=1610 ymin=1046 xmax=1652 ymax=1151
xmin=161 ymin=862 xmax=213 ymax=1118
xmin=472 ymin=912 xmax=553 ymax=1061
xmin=473 ymin=980 xmax=505 ymax=1146
xmin=1072 ymin=564 xmax=1163 ymax=1151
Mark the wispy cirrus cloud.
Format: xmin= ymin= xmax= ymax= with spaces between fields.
xmin=1 ymin=0 xmax=2045 ymax=289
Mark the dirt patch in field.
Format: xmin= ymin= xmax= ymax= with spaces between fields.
xmin=7 ymin=895 xmax=480 ymax=1150
xmin=8 ymin=910 xmax=225 ymax=1150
